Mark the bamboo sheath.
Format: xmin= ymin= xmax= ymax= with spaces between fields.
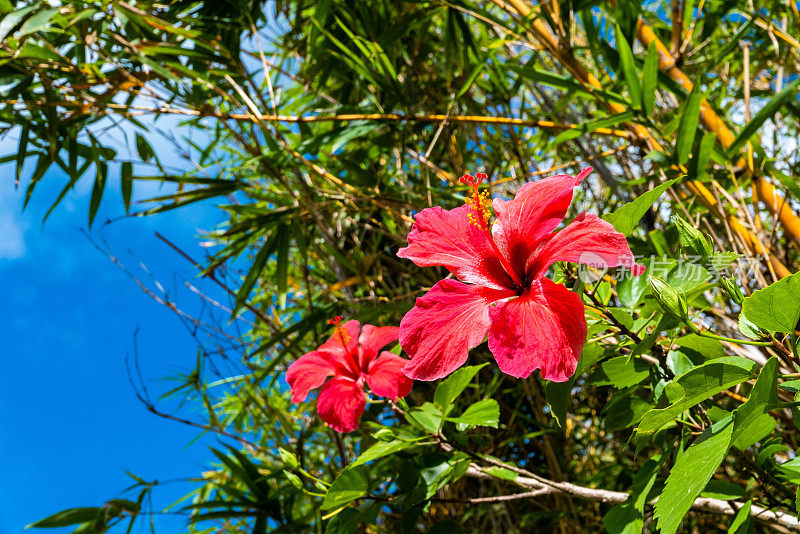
xmin=496 ymin=0 xmax=792 ymax=277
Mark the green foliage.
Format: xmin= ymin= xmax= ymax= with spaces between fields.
xmin=741 ymin=272 xmax=800 ymax=334
xmin=14 ymin=0 xmax=800 ymax=531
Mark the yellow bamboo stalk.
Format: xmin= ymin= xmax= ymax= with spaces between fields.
xmin=0 ymin=98 xmax=633 ymax=138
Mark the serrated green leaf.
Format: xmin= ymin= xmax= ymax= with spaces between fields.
xmin=637 ymin=357 xmax=756 ymax=439
xmin=740 ymin=272 xmax=800 ymax=334
xmin=449 ymin=398 xmax=499 ymax=428
xmin=604 ymin=454 xmax=663 ymax=534
xmin=433 ymin=364 xmax=487 ymax=414
xmin=321 ymin=466 xmax=368 ymax=511
xmin=654 ymin=417 xmax=734 ymax=534
xmin=589 ymin=356 xmax=651 ymax=388
xmin=729 ymin=358 xmax=778 ymax=450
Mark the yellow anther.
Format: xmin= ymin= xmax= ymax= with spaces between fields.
xmin=466 ymin=188 xmax=492 ymax=229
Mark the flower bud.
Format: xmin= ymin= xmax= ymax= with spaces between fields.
xmin=720 ymin=277 xmax=744 ymax=306
xmin=649 ymin=276 xmax=688 ymax=321
xmin=674 ymin=217 xmax=713 ymax=262
xmin=284 ymin=471 xmax=304 ymax=490
xmin=279 ymin=447 xmax=299 ymax=470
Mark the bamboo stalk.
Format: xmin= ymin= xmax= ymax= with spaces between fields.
xmin=0 ymin=99 xmax=632 ymax=138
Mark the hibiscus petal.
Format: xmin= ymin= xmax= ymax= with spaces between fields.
xmin=397 ymin=205 xmax=513 ymax=289
xmin=366 ymin=351 xmax=413 ymax=400
xmin=316 ymin=376 xmax=366 ymax=433
xmin=285 ymin=351 xmax=336 ymax=403
xmin=488 ymin=278 xmax=587 ymax=382
xmin=491 ymin=168 xmax=592 ymax=273
xmin=357 ymin=325 xmax=399 ymax=370
xmin=528 ymin=213 xmax=645 ymax=278
xmin=400 ymin=279 xmax=515 ymax=381
xmin=317 ymin=319 xmax=361 ymax=377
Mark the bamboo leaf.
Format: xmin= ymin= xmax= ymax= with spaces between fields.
xmin=614 ymin=24 xmax=641 ymax=107
xmin=121 ymin=161 xmax=133 ymax=214
xmin=88 ymin=162 xmax=107 ymax=226
xmin=676 ymin=85 xmax=704 ymax=165
xmin=641 ymin=40 xmax=658 ymax=115
xmin=728 ymin=79 xmax=800 ymax=156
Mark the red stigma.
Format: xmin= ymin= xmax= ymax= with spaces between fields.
xmin=459 ymin=172 xmax=486 ymax=187
xmin=328 ymin=315 xmax=344 ymax=326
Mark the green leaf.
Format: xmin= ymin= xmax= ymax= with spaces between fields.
xmin=740 ymin=272 xmax=800 ymax=334
xmin=688 ymin=131 xmax=716 ymax=179
xmin=728 ymin=499 xmax=752 ymax=533
xmin=121 ymin=161 xmax=133 ymax=214
xmin=603 ymin=454 xmax=663 ymax=534
xmin=728 ymin=79 xmax=800 ymax=156
xmin=617 ymin=274 xmax=649 ymax=307
xmin=641 ymin=40 xmax=658 ymax=115
xmin=135 ymin=132 xmax=156 ymax=162
xmin=637 ymin=357 xmax=756 ymax=439
xmin=325 ymin=508 xmax=360 ymax=534
xmin=275 ymin=224 xmax=291 ymax=309
xmin=603 ymin=392 xmax=653 ymax=432
xmin=433 ymin=364 xmax=487 ymax=415
xmin=654 ymin=417 xmax=734 ymax=534
xmin=550 ymin=111 xmax=633 ymax=146
xmin=88 ymin=162 xmax=107 ymax=227
xmin=449 ymin=399 xmax=499 ymax=428
xmin=673 ymin=334 xmax=724 ymax=362
xmin=589 ymin=356 xmax=651 ymax=388
xmin=350 ymin=440 xmax=415 ymax=468
xmin=407 ymin=402 xmax=444 ymax=434
xmin=232 ymin=230 xmax=279 ymax=316
xmin=604 ymin=177 xmax=681 ymax=235
xmin=27 ymin=507 xmax=99 ymax=528
xmin=17 ymin=8 xmax=56 ymax=36
xmin=483 ymin=466 xmax=518 ymax=481
xmin=730 ymin=358 xmax=778 ymax=450
xmin=321 ymin=466 xmax=368 ymax=511
xmin=676 ymin=85 xmax=704 ymax=165
xmin=614 ymin=24 xmax=641 ymax=107
xmin=700 ymin=479 xmax=745 ymax=500
xmin=738 ymin=314 xmax=761 ymax=340
xmin=0 ymin=5 xmax=36 ymax=42
xmin=545 ymin=379 xmax=573 ymax=428
xmin=15 ymin=125 xmax=28 ymax=186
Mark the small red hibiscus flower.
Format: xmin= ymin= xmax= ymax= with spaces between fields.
xmin=397 ymin=168 xmax=644 ymax=383
xmin=286 ymin=317 xmax=413 ymax=433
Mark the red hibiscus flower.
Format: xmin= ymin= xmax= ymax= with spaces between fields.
xmin=397 ymin=168 xmax=644 ymax=383
xmin=286 ymin=317 xmax=413 ymax=433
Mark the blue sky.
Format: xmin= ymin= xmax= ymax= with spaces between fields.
xmin=0 ymin=157 xmax=231 ymax=533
